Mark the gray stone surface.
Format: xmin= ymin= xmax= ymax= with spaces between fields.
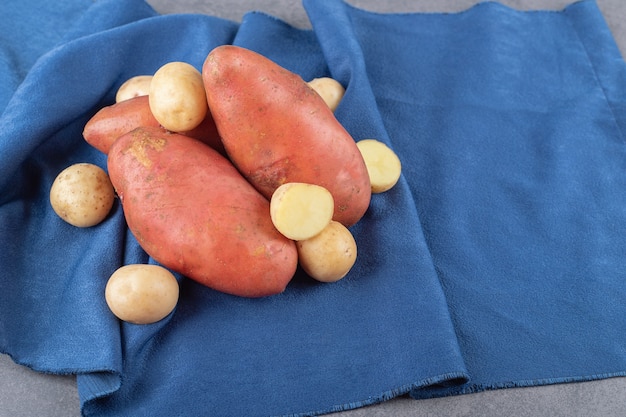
xmin=2 ymin=1 xmax=626 ymax=416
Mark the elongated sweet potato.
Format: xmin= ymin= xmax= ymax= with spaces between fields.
xmin=83 ymin=95 xmax=225 ymax=155
xmin=107 ymin=126 xmax=298 ymax=297
xmin=84 ymin=96 xmax=160 ymax=154
xmin=202 ymin=45 xmax=371 ymax=227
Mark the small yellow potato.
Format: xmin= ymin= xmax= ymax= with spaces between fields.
xmin=49 ymin=163 xmax=115 ymax=227
xmin=105 ymin=264 xmax=179 ymax=324
xmin=149 ymin=61 xmax=208 ymax=132
xmin=296 ymin=220 xmax=357 ymax=282
xmin=356 ymin=139 xmax=402 ymax=193
xmin=115 ymin=75 xmax=153 ymax=103
xmin=307 ymin=77 xmax=345 ymax=112
xmin=270 ymin=182 xmax=334 ymax=241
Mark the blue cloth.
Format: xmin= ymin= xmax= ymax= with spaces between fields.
xmin=1 ymin=0 xmax=626 ymax=416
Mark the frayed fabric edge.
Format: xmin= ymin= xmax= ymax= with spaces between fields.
xmin=410 ymin=371 xmax=626 ymax=400
xmin=274 ymin=371 xmax=626 ymax=416
xmin=274 ymin=371 xmax=470 ymax=417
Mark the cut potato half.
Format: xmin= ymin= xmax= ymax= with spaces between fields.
xmin=307 ymin=77 xmax=345 ymax=112
xmin=270 ymin=182 xmax=334 ymax=241
xmin=356 ymin=139 xmax=402 ymax=193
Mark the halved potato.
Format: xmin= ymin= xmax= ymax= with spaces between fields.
xmin=270 ymin=182 xmax=334 ymax=241
xmin=307 ymin=77 xmax=345 ymax=112
xmin=356 ymin=139 xmax=402 ymax=193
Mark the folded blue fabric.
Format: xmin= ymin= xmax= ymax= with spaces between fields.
xmin=306 ymin=0 xmax=626 ymax=399
xmin=1 ymin=0 xmax=626 ymax=416
xmin=0 ymin=0 xmax=90 ymax=110
xmin=0 ymin=0 xmax=158 ymax=112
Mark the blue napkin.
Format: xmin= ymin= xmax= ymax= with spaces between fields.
xmin=2 ymin=0 xmax=626 ymax=416
xmin=305 ymin=0 xmax=626 ymax=400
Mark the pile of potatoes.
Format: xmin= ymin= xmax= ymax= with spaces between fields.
xmin=49 ymin=45 xmax=401 ymax=324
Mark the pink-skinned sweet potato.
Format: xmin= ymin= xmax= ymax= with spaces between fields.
xmin=107 ymin=126 xmax=298 ymax=297
xmin=202 ymin=45 xmax=371 ymax=227
xmin=83 ymin=95 xmax=225 ymax=155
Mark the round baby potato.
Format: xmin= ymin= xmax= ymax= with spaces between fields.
xmin=149 ymin=61 xmax=208 ymax=132
xmin=105 ymin=264 xmax=179 ymax=324
xmin=296 ymin=220 xmax=357 ymax=282
xmin=115 ymin=75 xmax=153 ymax=103
xmin=49 ymin=163 xmax=115 ymax=227
xmin=270 ymin=182 xmax=334 ymax=241
xmin=307 ymin=77 xmax=345 ymax=112
xmin=356 ymin=139 xmax=402 ymax=193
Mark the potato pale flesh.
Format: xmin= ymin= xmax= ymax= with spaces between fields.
xmin=270 ymin=182 xmax=335 ymax=241
xmin=307 ymin=77 xmax=345 ymax=112
xmin=356 ymin=139 xmax=402 ymax=193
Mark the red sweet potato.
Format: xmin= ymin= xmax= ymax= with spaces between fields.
xmin=107 ymin=126 xmax=298 ymax=297
xmin=83 ymin=96 xmax=160 ymax=154
xmin=83 ymin=95 xmax=225 ymax=155
xmin=202 ymin=45 xmax=371 ymax=227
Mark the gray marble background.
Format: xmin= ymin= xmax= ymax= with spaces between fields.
xmin=2 ymin=1 xmax=626 ymax=416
